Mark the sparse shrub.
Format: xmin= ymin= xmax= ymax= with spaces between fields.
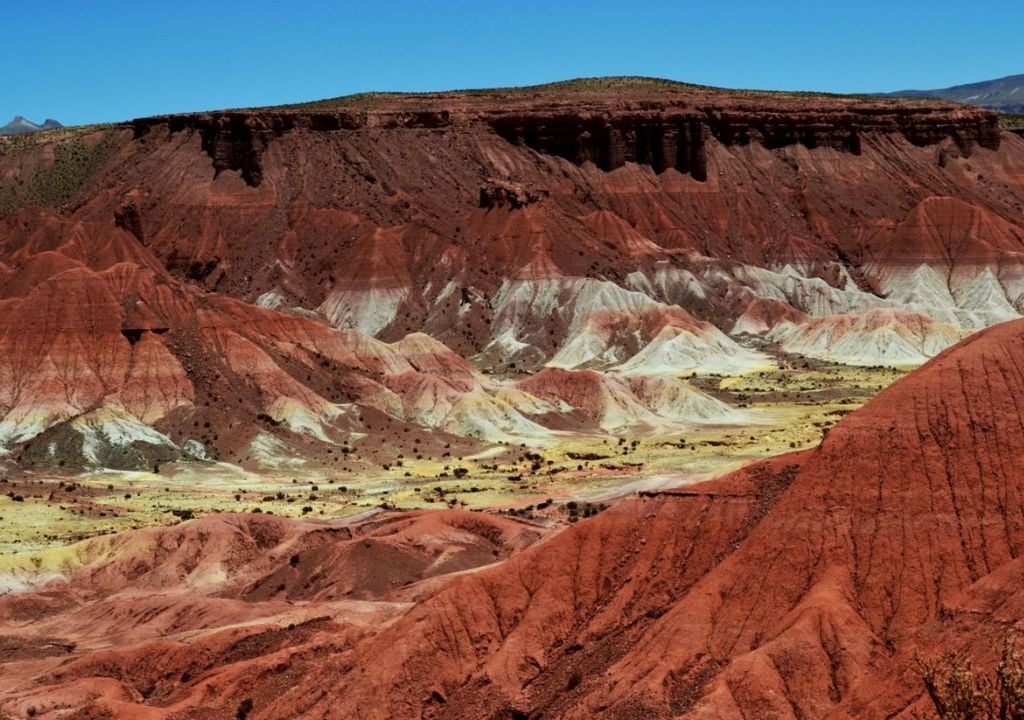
xmin=0 ymin=131 xmax=120 ymax=215
xmin=236 ymin=698 xmax=254 ymax=720
xmin=918 ymin=635 xmax=1024 ymax=719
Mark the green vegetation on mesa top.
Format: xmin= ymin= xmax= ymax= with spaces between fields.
xmin=278 ymin=76 xmax=945 ymax=112
xmin=1001 ymin=114 xmax=1024 ymax=131
xmin=493 ymin=76 xmax=887 ymax=99
xmin=0 ymin=128 xmax=119 ymax=216
xmin=281 ymin=77 xmax=709 ymax=110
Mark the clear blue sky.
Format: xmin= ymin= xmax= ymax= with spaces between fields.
xmin=4 ymin=0 xmax=1022 ymax=126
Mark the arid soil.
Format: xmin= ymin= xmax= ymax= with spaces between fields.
xmin=5 ymin=302 xmax=1024 ymax=719
xmin=0 ymin=360 xmax=898 ymax=556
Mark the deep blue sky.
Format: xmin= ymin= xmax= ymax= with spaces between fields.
xmin=4 ymin=0 xmax=1022 ymax=127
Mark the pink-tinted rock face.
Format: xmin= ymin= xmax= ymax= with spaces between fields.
xmin=119 ymin=104 xmax=1018 ymax=301
xmin=129 ymin=88 xmax=1004 ymax=186
xmin=0 ymin=207 xmax=494 ymax=471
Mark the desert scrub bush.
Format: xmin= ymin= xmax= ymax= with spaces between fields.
xmin=917 ymin=635 xmax=1024 ymax=719
xmin=999 ymin=114 xmax=1024 ymax=132
xmin=0 ymin=130 xmax=119 ymax=215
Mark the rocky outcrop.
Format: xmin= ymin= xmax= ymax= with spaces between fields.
xmin=478 ymin=178 xmax=547 ymax=208
xmin=489 ymin=103 xmax=1001 ymax=178
xmin=128 ymin=90 xmax=1001 ymax=186
xmin=113 ymin=201 xmax=145 ymax=243
xmin=130 ymin=109 xmax=452 ymax=186
xmin=198 ymin=115 xmax=267 ymax=186
xmin=490 ymin=114 xmax=713 ymax=178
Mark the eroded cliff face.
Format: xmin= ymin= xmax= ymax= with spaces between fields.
xmin=132 ymin=109 xmax=454 ymax=188
xmin=129 ymin=93 xmax=1001 ymax=187
xmin=0 ymin=82 xmax=1023 ymax=469
xmin=106 ymin=91 xmax=1024 ymax=365
xmin=489 ymin=102 xmax=1001 ymax=178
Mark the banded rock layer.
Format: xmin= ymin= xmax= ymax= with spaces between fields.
xmin=7 ymin=276 xmax=1024 ymax=719
xmin=1 ymin=80 xmax=1024 ymax=467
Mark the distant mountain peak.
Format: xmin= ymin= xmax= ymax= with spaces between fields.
xmin=0 ymin=116 xmax=63 ymax=136
xmin=883 ymin=73 xmax=1024 ymax=113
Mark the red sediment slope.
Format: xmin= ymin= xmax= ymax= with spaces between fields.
xmin=0 ymin=509 xmax=549 ymax=717
xmin=2 ymin=81 xmax=1024 ymax=465
xmin=0 ymin=207 xmax=497 ymax=470
xmin=5 ymin=316 xmax=1024 ymax=717
xmin=236 ymin=317 xmax=1024 ymax=720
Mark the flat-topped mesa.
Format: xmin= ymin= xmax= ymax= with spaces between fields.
xmin=489 ymin=114 xmax=713 ymax=178
xmin=487 ymin=103 xmax=1001 ymax=178
xmin=129 ymin=89 xmax=1002 ymax=186
xmin=131 ymin=110 xmax=454 ymax=187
